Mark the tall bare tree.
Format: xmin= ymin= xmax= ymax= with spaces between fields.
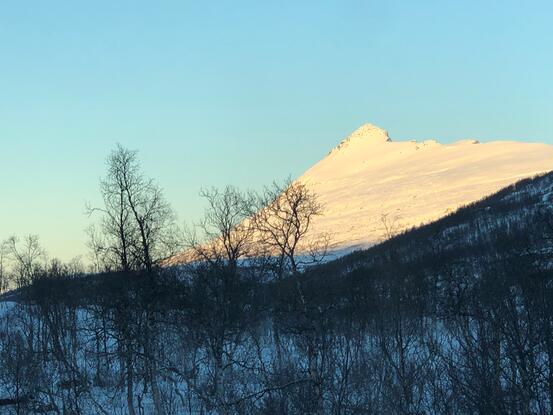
xmin=6 ymin=235 xmax=45 ymax=288
xmin=0 ymin=240 xmax=9 ymax=293
xmin=87 ymin=144 xmax=181 ymax=273
xmin=185 ymin=186 xmax=257 ymax=276
xmin=255 ymin=179 xmax=328 ymax=276
xmin=86 ymin=145 xmax=182 ymax=414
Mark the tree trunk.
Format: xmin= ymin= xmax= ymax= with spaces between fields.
xmin=126 ymin=346 xmax=136 ymax=415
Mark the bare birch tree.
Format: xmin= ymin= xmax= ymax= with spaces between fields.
xmin=185 ymin=186 xmax=257 ymax=276
xmin=87 ymin=144 xmax=181 ymax=273
xmin=0 ymin=240 xmax=8 ymax=293
xmin=6 ymin=235 xmax=45 ymax=288
xmin=255 ymin=178 xmax=328 ymax=277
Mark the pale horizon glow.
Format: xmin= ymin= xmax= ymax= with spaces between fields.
xmin=1 ymin=1 xmax=552 ymax=261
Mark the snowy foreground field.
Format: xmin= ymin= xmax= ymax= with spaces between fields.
xmin=1 ymin=263 xmax=553 ymax=415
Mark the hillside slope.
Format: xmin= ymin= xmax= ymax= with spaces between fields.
xmin=300 ymin=123 xmax=553 ymax=253
xmin=311 ymin=171 xmax=553 ymax=286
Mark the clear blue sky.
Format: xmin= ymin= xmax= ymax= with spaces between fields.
xmin=1 ymin=0 xmax=552 ymax=261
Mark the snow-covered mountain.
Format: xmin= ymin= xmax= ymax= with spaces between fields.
xmin=300 ymin=123 xmax=553 ymax=254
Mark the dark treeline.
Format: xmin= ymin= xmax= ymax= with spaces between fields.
xmin=0 ymin=147 xmax=552 ymax=414
xmin=2 ymin=240 xmax=553 ymax=414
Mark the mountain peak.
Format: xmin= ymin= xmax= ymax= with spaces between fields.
xmin=331 ymin=123 xmax=391 ymax=154
xmin=304 ymin=126 xmax=553 ymax=256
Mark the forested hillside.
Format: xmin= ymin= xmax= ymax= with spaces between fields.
xmin=0 ymin=172 xmax=552 ymax=414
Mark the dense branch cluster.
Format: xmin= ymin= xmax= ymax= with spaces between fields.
xmin=177 ymin=178 xmax=329 ymax=280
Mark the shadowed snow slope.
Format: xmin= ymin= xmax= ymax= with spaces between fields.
xmin=299 ymin=123 xmax=553 ymax=253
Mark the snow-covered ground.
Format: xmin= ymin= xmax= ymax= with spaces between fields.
xmin=300 ymin=123 xmax=553 ymax=252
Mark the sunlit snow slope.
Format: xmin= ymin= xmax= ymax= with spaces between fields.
xmin=300 ymin=123 xmax=553 ymax=253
